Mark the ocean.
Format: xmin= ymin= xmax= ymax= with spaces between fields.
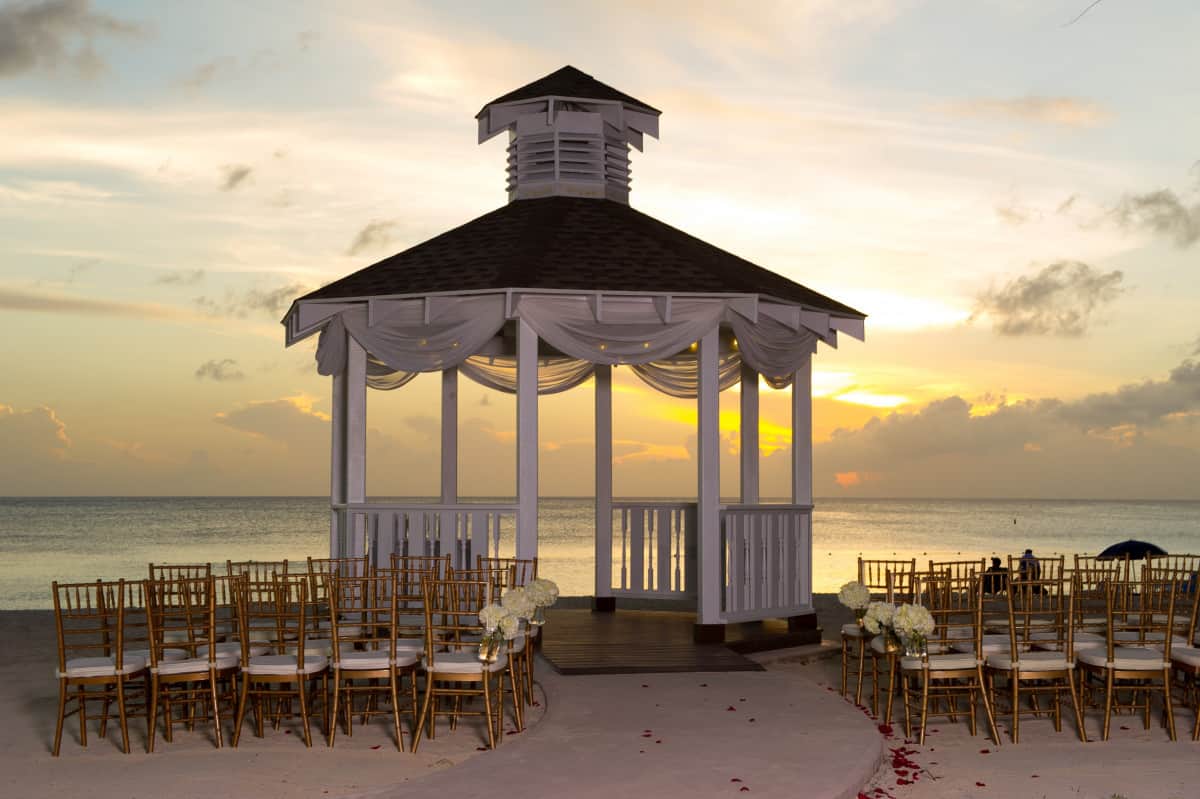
xmin=1 ymin=496 xmax=1197 ymax=610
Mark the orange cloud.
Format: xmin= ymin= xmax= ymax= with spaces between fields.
xmin=834 ymin=471 xmax=862 ymax=488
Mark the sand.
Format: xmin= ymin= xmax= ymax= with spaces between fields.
xmin=6 ymin=599 xmax=1199 ymax=799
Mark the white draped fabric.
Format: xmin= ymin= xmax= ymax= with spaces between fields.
xmin=317 ymin=293 xmax=817 ymax=394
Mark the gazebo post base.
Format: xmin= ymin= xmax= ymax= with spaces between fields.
xmin=787 ymin=612 xmax=818 ymax=633
xmin=693 ymin=623 xmax=726 ymax=644
xmin=592 ymin=597 xmax=616 ymax=613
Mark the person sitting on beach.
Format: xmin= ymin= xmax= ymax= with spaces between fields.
xmin=1018 ymin=548 xmax=1041 ymax=582
xmin=983 ymin=557 xmax=1009 ymax=594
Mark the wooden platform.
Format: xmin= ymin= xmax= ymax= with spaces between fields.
xmin=539 ymin=608 xmax=820 ymax=675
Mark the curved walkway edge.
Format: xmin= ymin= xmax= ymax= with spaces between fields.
xmin=394 ymin=660 xmax=883 ymax=799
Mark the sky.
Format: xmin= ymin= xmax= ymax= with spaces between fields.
xmin=2 ymin=0 xmax=1199 ymax=499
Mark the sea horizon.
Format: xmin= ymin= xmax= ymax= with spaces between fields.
xmin=3 ymin=496 xmax=1197 ymax=610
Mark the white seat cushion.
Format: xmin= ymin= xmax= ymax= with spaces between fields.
xmin=127 ymin=647 xmax=187 ymax=663
xmin=58 ymin=654 xmax=146 ymax=679
xmin=1030 ymin=631 xmax=1104 ymax=651
xmin=1077 ymin=646 xmax=1169 ymax=670
xmin=953 ymin=634 xmax=1008 ymax=655
xmin=900 ymin=653 xmax=978 ymax=671
xmin=1170 ymin=646 xmax=1200 ymax=668
xmin=333 ymin=651 xmax=390 ymax=670
xmin=153 ymin=654 xmax=238 ymax=675
xmin=424 ymin=651 xmax=507 ymax=674
xmin=394 ymin=638 xmax=424 ymax=654
xmin=841 ymin=623 xmax=865 ymax=638
xmin=244 ymin=654 xmax=328 ymax=676
xmin=1111 ymin=630 xmax=1187 ymax=648
xmin=987 ymin=650 xmax=1072 ymax=672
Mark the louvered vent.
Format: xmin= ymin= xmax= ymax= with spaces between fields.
xmin=477 ymin=70 xmax=659 ymax=206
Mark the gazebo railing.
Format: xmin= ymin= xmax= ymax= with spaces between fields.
xmin=332 ymin=502 xmax=518 ymax=570
xmin=611 ymin=501 xmax=697 ymax=599
xmin=720 ymin=504 xmax=812 ymax=623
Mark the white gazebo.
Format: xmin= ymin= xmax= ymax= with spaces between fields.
xmin=282 ymin=66 xmax=865 ymax=642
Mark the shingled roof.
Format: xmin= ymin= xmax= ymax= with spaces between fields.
xmin=477 ymin=65 xmax=661 ymax=117
xmin=298 ymin=196 xmax=864 ymax=318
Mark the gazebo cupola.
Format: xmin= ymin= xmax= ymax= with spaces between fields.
xmin=283 ymin=65 xmax=867 ymax=643
xmin=476 ymin=65 xmax=661 ymax=204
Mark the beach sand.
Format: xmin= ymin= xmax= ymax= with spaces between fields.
xmin=7 ymin=600 xmax=1199 ymax=798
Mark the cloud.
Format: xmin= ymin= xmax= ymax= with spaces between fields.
xmin=943 ymin=96 xmax=1109 ymax=128
xmin=0 ymin=0 xmax=140 ymax=79
xmin=154 ymin=268 xmax=205 ymax=286
xmin=194 ymin=358 xmax=245 ymax=382
xmin=346 ymin=219 xmax=399 ymax=256
xmin=219 ymin=163 xmax=253 ymax=191
xmin=972 ymin=261 xmax=1124 ymax=337
xmin=1108 ymin=189 xmax=1200 ymax=248
xmin=994 ymin=203 xmax=1036 ymax=226
xmin=0 ymin=286 xmax=192 ymax=319
xmin=814 ymin=352 xmax=1200 ymax=498
xmin=0 ymin=403 xmax=70 ymax=455
xmin=193 ymin=282 xmax=308 ymax=318
xmin=297 ymin=30 xmax=318 ymax=52
xmin=1055 ymin=359 xmax=1200 ymax=431
xmin=179 ymin=56 xmax=236 ymax=88
xmin=215 ymin=395 xmax=329 ymax=445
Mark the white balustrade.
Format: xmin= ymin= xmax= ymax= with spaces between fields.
xmin=332 ymin=503 xmax=518 ymax=569
xmin=611 ymin=501 xmax=696 ymax=599
xmin=720 ymin=504 xmax=812 ymax=622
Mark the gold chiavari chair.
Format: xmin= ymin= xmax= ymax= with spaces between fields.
xmin=1076 ymin=576 xmax=1178 ymax=740
xmin=149 ymin=563 xmax=212 ymax=581
xmin=226 ymin=559 xmax=289 ymax=582
xmin=1153 ymin=568 xmax=1200 ymax=740
xmin=374 ymin=565 xmax=435 ymax=659
xmin=866 ymin=567 xmax=919 ymax=723
xmin=899 ymin=573 xmax=999 ymax=746
xmin=144 ymin=575 xmax=239 ymax=751
xmin=480 ymin=556 xmax=540 ymax=710
xmin=842 ymin=558 xmax=916 ymax=703
xmin=449 ymin=565 xmax=524 ymax=728
xmin=929 ymin=558 xmax=986 ymax=583
xmin=389 ymin=553 xmax=451 ymax=579
xmin=1147 ymin=554 xmax=1200 ymax=575
xmin=51 ymin=580 xmax=146 ymax=755
xmin=984 ymin=570 xmax=1086 ymax=743
xmin=307 ymin=555 xmax=369 ymax=580
xmin=478 ymin=556 xmax=538 ymax=586
xmin=231 ymin=574 xmax=329 ymax=747
xmin=1077 ymin=553 xmax=1129 ymax=584
xmin=327 ymin=572 xmax=421 ymax=750
xmin=412 ymin=575 xmax=507 ymax=751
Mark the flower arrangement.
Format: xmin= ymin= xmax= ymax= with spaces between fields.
xmin=838 ymin=580 xmax=871 ymax=624
xmin=892 ymin=603 xmax=935 ymax=656
xmin=862 ymin=601 xmax=895 ymax=635
xmin=501 ymin=586 xmax=537 ymax=621
xmin=477 ymin=602 xmax=515 ymax=662
xmin=525 ymin=578 xmax=559 ymax=608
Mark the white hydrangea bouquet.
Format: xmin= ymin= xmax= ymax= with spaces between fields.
xmin=863 ymin=601 xmax=901 ymax=652
xmin=524 ymin=578 xmax=559 ymax=626
xmin=838 ymin=580 xmax=871 ymax=624
xmin=501 ymin=586 xmax=537 ymax=621
xmin=477 ymin=602 xmax=518 ymax=662
xmin=892 ymin=603 xmax=935 ymax=656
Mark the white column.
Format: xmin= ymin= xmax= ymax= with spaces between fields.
xmin=791 ymin=358 xmax=813 ymax=505
xmin=331 ymin=336 xmax=367 ymax=559
xmin=594 ymin=364 xmax=614 ymax=598
xmin=792 ymin=357 xmax=813 ymax=611
xmin=441 ymin=367 xmax=458 ymax=504
xmin=696 ymin=328 xmax=722 ymax=625
xmin=515 ymin=318 xmax=539 ymax=559
xmin=739 ymin=363 xmax=760 ymax=504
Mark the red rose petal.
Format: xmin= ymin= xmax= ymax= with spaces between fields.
xmin=979 ymin=748 xmax=990 ymax=754
xmin=700 ymin=683 xmax=708 ymax=687
xmin=370 ymin=745 xmax=381 ymax=750
xmin=726 ymin=705 xmax=737 ymax=711
xmin=655 ymin=739 xmax=662 ymax=744
xmin=642 ymin=733 xmax=653 ymax=737
xmin=739 ymin=788 xmax=750 ymax=793
xmin=476 ymin=746 xmax=487 ymax=751
xmin=748 ymin=718 xmax=756 ymax=722
xmin=641 ymin=684 xmax=649 ymax=688
xmin=731 ymin=778 xmax=742 ymax=782
xmin=976 ymin=782 xmax=986 ymax=787
xmin=1031 ymin=775 xmax=1039 ymax=778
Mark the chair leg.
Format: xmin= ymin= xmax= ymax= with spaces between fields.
xmin=1011 ymin=671 xmax=1020 ymax=744
xmin=856 ymin=639 xmax=869 ymax=706
xmin=1066 ymin=670 xmax=1087 ymax=743
xmin=1102 ymin=670 xmax=1114 ymax=740
xmin=917 ymin=671 xmax=931 ymax=745
xmin=840 ymin=637 xmax=849 ymax=696
xmin=328 ymin=671 xmax=340 ymax=747
xmin=147 ymin=678 xmax=159 ymax=753
xmin=411 ymin=680 xmax=435 ymax=752
xmin=52 ymin=679 xmax=68 ymax=756
xmin=977 ymin=666 xmax=1000 ymax=745
xmin=389 ymin=669 xmax=404 ymax=752
xmin=232 ymin=674 xmax=249 ymax=747
xmin=78 ymin=686 xmax=88 ymax=747
xmin=1161 ymin=669 xmax=1176 ymax=741
xmin=297 ymin=680 xmax=313 ymax=748
xmin=210 ymin=675 xmax=223 ymax=748
xmin=884 ymin=656 xmax=897 ymax=725
xmin=115 ymin=679 xmax=130 ymax=754
xmin=481 ymin=675 xmax=496 ymax=749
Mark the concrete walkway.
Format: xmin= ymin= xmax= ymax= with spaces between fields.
xmin=406 ymin=659 xmax=883 ymax=799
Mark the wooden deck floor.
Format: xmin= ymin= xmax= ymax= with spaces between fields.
xmin=539 ymin=608 xmax=816 ymax=675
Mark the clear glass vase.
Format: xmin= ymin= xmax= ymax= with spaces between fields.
xmin=903 ymin=635 xmax=928 ymax=658
xmin=529 ymin=606 xmax=546 ymax=627
xmin=477 ymin=634 xmax=502 ymax=662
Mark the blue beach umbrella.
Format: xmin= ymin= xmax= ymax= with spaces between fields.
xmin=1096 ymin=539 xmax=1166 ymax=559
